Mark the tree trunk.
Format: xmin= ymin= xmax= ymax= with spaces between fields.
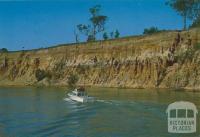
xmin=183 ymin=14 xmax=187 ymax=30
xmin=93 ymin=25 xmax=96 ymax=41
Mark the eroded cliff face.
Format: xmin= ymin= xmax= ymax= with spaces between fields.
xmin=0 ymin=29 xmax=200 ymax=89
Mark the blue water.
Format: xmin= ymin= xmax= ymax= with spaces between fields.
xmin=0 ymin=87 xmax=199 ymax=137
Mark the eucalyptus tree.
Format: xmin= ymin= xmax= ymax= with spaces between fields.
xmin=77 ymin=5 xmax=108 ymax=42
xmin=166 ymin=0 xmax=198 ymax=30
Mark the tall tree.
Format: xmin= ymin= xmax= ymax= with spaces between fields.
xmin=166 ymin=0 xmax=196 ymax=30
xmin=114 ymin=30 xmax=120 ymax=38
xmin=77 ymin=5 xmax=107 ymax=42
xmin=74 ymin=29 xmax=79 ymax=43
xmin=110 ymin=31 xmax=114 ymax=39
xmin=103 ymin=32 xmax=109 ymax=40
xmin=191 ymin=0 xmax=200 ymax=26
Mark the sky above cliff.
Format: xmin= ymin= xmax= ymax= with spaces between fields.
xmin=0 ymin=0 xmax=192 ymax=51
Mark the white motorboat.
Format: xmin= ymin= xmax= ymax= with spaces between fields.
xmin=67 ymin=88 xmax=94 ymax=103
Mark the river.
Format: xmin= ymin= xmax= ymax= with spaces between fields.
xmin=0 ymin=87 xmax=199 ymax=137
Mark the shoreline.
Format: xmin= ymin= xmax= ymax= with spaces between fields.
xmin=0 ymin=84 xmax=199 ymax=92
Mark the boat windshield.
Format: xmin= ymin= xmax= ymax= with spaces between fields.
xmin=77 ymin=92 xmax=86 ymax=96
xmin=71 ymin=88 xmax=87 ymax=96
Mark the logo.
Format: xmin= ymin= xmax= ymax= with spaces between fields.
xmin=166 ymin=101 xmax=198 ymax=133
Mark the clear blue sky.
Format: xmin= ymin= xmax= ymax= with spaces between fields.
xmin=0 ymin=0 xmax=191 ymax=51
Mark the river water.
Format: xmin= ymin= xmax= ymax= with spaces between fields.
xmin=0 ymin=87 xmax=199 ymax=137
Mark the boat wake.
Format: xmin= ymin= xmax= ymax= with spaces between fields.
xmin=95 ymin=99 xmax=115 ymax=105
xmin=64 ymin=97 xmax=135 ymax=106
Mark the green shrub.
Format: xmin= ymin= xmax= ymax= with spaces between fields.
xmin=103 ymin=32 xmax=109 ymax=40
xmin=0 ymin=48 xmax=8 ymax=53
xmin=143 ymin=27 xmax=159 ymax=35
xmin=35 ymin=69 xmax=47 ymax=81
xmin=143 ymin=27 xmax=167 ymax=35
xmin=67 ymin=73 xmax=79 ymax=88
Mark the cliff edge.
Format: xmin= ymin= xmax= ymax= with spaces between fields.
xmin=0 ymin=28 xmax=200 ymax=89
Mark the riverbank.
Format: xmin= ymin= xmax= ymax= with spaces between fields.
xmin=0 ymin=28 xmax=200 ymax=89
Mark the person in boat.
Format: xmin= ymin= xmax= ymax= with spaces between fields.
xmin=77 ymin=86 xmax=85 ymax=92
xmin=76 ymin=86 xmax=86 ymax=96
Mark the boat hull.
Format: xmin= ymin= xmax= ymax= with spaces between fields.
xmin=68 ymin=93 xmax=87 ymax=103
